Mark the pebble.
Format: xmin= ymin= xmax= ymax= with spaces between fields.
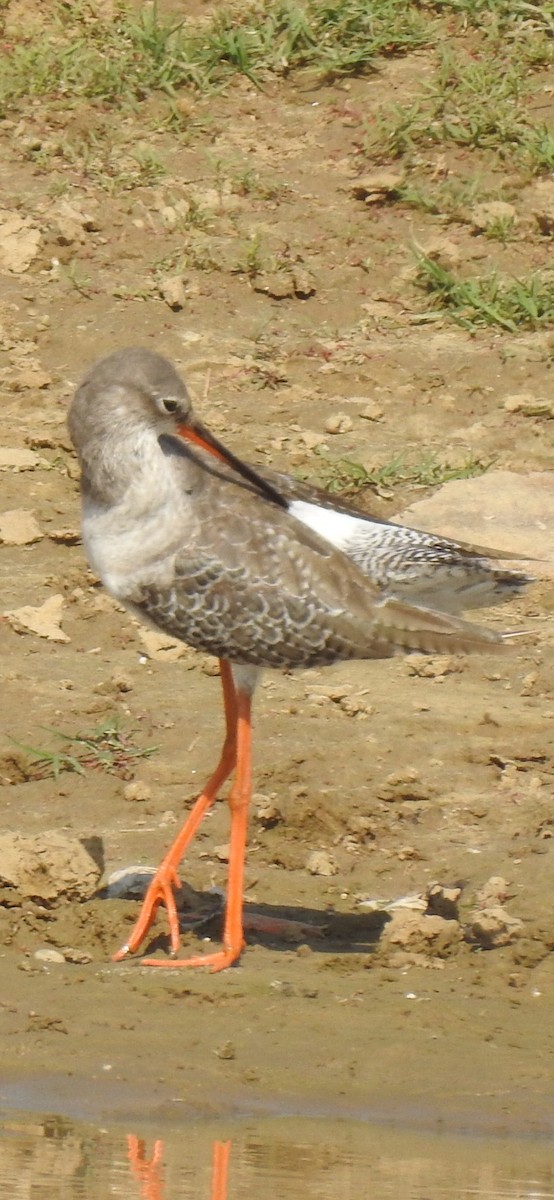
xmin=34 ymin=948 xmax=66 ymax=964
xmin=305 ymin=850 xmax=338 ymax=877
xmin=350 ymin=169 xmax=404 ymax=202
xmin=123 ymin=781 xmax=152 ymax=803
xmin=158 ymin=274 xmax=187 ymax=310
xmin=0 ymin=509 xmax=43 ymax=545
xmin=470 ymin=906 xmax=523 ymax=948
xmin=359 ymin=401 xmax=384 ymax=422
xmin=474 ymin=876 xmax=510 ymax=908
xmin=0 ymin=447 xmax=45 ymax=470
xmin=215 ymin=1040 xmax=236 ymax=1060
xmin=470 ymin=200 xmax=517 ymax=232
xmin=503 ymin=393 xmax=554 ymax=418
xmin=254 ymin=795 xmax=283 ymax=827
xmin=324 ymin=413 xmax=353 ymax=435
xmin=111 ymin=670 xmax=134 ymax=693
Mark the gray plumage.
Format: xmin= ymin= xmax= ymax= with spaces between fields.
xmin=258 ymin=466 xmax=532 ymax=614
xmin=68 ymin=347 xmax=530 ymax=673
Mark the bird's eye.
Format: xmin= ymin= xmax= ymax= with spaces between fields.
xmin=160 ymin=397 xmax=179 ymax=414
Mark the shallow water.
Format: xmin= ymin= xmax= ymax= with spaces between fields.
xmin=2 ymin=1093 xmax=554 ymax=1200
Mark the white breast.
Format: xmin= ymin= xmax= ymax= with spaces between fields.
xmin=81 ymin=445 xmax=194 ymax=600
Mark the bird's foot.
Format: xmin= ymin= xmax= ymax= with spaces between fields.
xmin=140 ymin=947 xmax=241 ymax=973
xmin=112 ymin=864 xmax=182 ymax=961
xmin=141 ymin=934 xmax=245 ymax=973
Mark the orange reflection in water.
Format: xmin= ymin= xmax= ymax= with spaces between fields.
xmin=127 ymin=1134 xmax=231 ymax=1200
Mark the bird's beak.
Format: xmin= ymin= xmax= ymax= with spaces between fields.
xmin=176 ymin=417 xmax=228 ymax=465
xmin=175 ymin=417 xmax=287 ymax=509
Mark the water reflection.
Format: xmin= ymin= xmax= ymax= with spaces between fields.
xmin=128 ymin=1135 xmax=166 ymax=1200
xmin=127 ymin=1135 xmax=231 ymax=1200
xmin=1 ymin=1111 xmax=554 ymax=1199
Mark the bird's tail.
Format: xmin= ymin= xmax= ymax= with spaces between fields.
xmin=372 ymin=594 xmax=522 ymax=656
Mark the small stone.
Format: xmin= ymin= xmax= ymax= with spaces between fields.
xmin=470 ymin=201 xmax=517 ymax=232
xmin=159 ymin=275 xmax=187 ymax=310
xmin=123 ymin=781 xmax=151 ymax=803
xmin=339 ymin=694 xmax=374 ymax=718
xmin=292 ymin=267 xmax=316 ymax=298
xmin=135 ymin=626 xmax=189 ymax=661
xmin=470 ymin=906 xmax=523 ymax=948
xmin=474 ymin=876 xmax=510 ymax=908
xmin=346 ymin=815 xmax=375 ymax=840
xmin=305 ymin=850 xmax=338 ymax=877
xmin=405 ymin=654 xmax=464 ymax=679
xmin=48 ymin=528 xmax=81 ymax=544
xmin=254 ymin=272 xmax=295 ymax=299
xmin=200 ymin=657 xmax=220 ymax=676
xmin=105 ymin=866 xmax=155 ymax=899
xmin=61 ymin=947 xmax=93 ymax=964
xmin=0 ymin=447 xmax=45 ymax=470
xmin=324 ymin=413 xmax=353 ymax=435
xmin=417 ymin=237 xmax=461 ymax=272
xmin=378 ymin=768 xmax=428 ymax=803
xmin=215 ymin=1040 xmax=236 ymax=1060
xmin=34 ymin=947 xmax=66 ymax=964
xmin=520 ymin=671 xmax=538 ymax=697
xmin=530 ymin=180 xmax=554 ymax=236
xmin=426 ymin=882 xmax=461 ymax=921
xmin=503 ymin=392 xmax=554 ymax=418
xmin=298 ymin=430 xmax=328 ymax=450
xmin=0 ymin=209 xmax=41 ymax=273
xmin=0 ymin=509 xmax=43 ymax=545
xmin=159 ymin=205 xmax=178 ymax=229
xmin=0 ymin=831 xmax=101 ymax=903
xmin=214 ymin=844 xmax=230 ymax=863
xmin=111 ymin=670 xmax=134 ymax=693
xmin=359 ymin=401 xmax=384 ymax=422
xmin=381 ymin=910 xmax=462 ymax=957
xmin=4 ymin=594 xmax=69 ymax=643
xmin=351 ymin=170 xmax=404 ymax=202
xmin=254 ymin=795 xmax=283 ymax=828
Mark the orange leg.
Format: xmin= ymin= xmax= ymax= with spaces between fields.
xmin=113 ymin=661 xmax=239 ymax=964
xmin=114 ymin=662 xmax=253 ymax=971
xmin=211 ymin=1141 xmax=231 ymax=1200
xmin=141 ymin=684 xmax=252 ymax=972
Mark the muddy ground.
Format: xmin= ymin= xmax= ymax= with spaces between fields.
xmin=0 ymin=1 xmax=554 ymax=1134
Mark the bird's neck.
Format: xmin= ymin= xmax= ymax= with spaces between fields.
xmin=81 ymin=423 xmax=163 ymax=508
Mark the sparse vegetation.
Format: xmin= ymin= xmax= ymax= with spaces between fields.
xmin=12 ymin=720 xmax=158 ymax=782
xmin=313 ymin=448 xmax=496 ymax=497
xmin=415 ymin=254 xmax=554 ymax=331
xmin=0 ymin=0 xmax=436 ymax=117
xmin=365 ymin=46 xmax=554 ymax=172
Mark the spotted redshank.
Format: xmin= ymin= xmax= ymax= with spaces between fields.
xmin=68 ymin=347 xmax=530 ymax=972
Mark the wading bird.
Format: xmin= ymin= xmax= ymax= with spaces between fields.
xmin=68 ymin=347 xmax=529 ymax=971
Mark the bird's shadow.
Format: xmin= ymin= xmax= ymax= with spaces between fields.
xmin=99 ymin=876 xmax=391 ymax=961
xmin=148 ymin=894 xmax=388 ymax=961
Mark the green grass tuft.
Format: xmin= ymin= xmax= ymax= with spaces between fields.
xmin=415 ymin=255 xmax=554 ymax=332
xmin=365 ymin=43 xmax=554 ymax=173
xmin=313 ymin=447 xmax=495 ymax=497
xmin=11 ymin=719 xmax=158 ymax=782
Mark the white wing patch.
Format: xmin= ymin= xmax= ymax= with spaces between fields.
xmin=289 ymin=499 xmax=366 ymax=551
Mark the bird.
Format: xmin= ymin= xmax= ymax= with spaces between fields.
xmin=68 ymin=346 xmax=531 ymax=972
